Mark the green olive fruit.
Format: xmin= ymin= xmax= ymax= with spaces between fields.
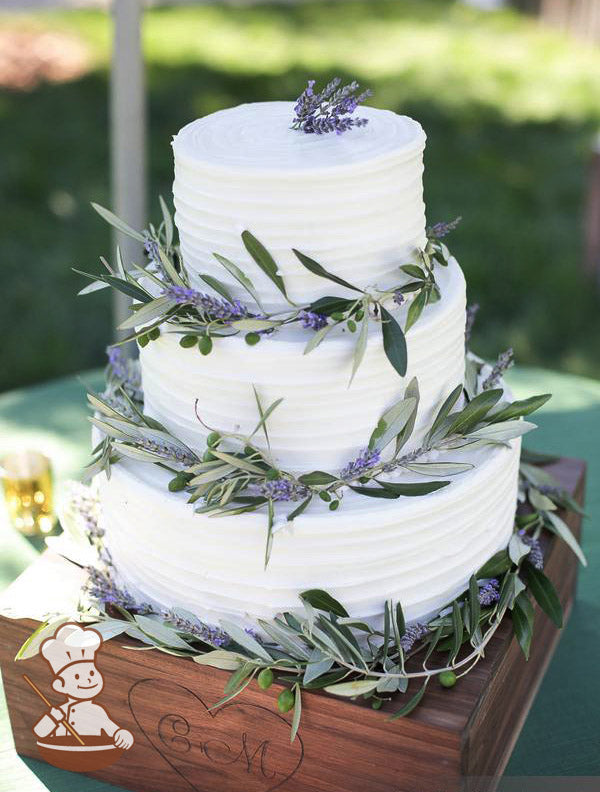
xmin=277 ymin=689 xmax=295 ymax=714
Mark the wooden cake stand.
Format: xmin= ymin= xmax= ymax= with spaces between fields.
xmin=0 ymin=457 xmax=586 ymax=792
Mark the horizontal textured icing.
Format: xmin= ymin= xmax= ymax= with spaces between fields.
xmin=98 ymin=439 xmax=521 ymax=627
xmin=140 ymin=257 xmax=466 ymax=472
xmin=94 ymin=102 xmax=523 ymax=635
xmin=172 ymin=102 xmax=427 ymax=309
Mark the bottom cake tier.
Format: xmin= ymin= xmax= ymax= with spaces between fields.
xmin=97 ymin=438 xmax=521 ymax=627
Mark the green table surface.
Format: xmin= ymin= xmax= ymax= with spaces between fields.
xmin=0 ymin=366 xmax=599 ymax=790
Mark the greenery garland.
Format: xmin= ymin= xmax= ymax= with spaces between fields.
xmin=39 ymin=197 xmax=585 ymax=734
xmin=76 ymin=200 xmax=457 ymax=383
xmin=85 ymin=352 xmax=551 ymax=567
xmin=17 ymin=455 xmax=585 ymax=740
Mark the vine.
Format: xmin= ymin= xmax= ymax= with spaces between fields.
xmin=76 ymin=200 xmax=458 ymax=383
xmin=18 ymin=457 xmax=585 ymax=737
xmin=86 ymin=352 xmax=550 ymax=567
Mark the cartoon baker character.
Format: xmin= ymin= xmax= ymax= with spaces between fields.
xmin=32 ymin=622 xmax=134 ymax=750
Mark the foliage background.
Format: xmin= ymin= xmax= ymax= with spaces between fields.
xmin=2 ymin=0 xmax=600 ymax=393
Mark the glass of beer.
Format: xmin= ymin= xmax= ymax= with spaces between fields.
xmin=0 ymin=451 xmax=55 ymax=536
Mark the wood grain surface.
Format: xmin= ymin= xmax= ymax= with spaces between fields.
xmin=0 ymin=457 xmax=585 ymax=792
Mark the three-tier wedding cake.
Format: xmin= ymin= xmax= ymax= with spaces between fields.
xmin=94 ymin=98 xmax=521 ymax=628
xmin=2 ymin=80 xmax=581 ymax=782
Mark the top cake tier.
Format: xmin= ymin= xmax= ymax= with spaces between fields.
xmin=172 ymin=101 xmax=427 ymax=310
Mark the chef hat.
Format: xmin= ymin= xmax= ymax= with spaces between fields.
xmin=40 ymin=623 xmax=102 ymax=675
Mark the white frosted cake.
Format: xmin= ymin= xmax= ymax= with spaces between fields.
xmin=95 ymin=100 xmax=521 ymax=627
xmin=172 ymin=102 xmax=427 ymax=309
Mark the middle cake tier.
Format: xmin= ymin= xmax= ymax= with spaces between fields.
xmin=97 ymin=437 xmax=521 ymax=628
xmin=139 ymin=256 xmax=466 ymax=472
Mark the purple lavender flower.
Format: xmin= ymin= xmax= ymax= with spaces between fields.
xmin=100 ymin=391 xmax=138 ymax=421
xmin=69 ymin=483 xmax=104 ymax=539
xmin=162 ymin=284 xmax=248 ymax=324
xmin=482 ymin=348 xmax=514 ymax=390
xmin=340 ymin=448 xmax=381 ymax=481
xmin=393 ymin=290 xmax=405 ymax=308
xmin=135 ymin=436 xmax=197 ymax=466
xmin=292 ymin=78 xmax=372 ymax=136
xmin=426 ymin=217 xmax=462 ymax=239
xmin=163 ymin=284 xmax=199 ymax=304
xmin=400 ymin=622 xmax=429 ymax=652
xmin=478 ymin=578 xmax=500 ymax=606
xmin=298 ymin=310 xmax=328 ymax=331
xmin=465 ymin=303 xmax=479 ymax=345
xmin=258 ymin=478 xmax=310 ymax=502
xmin=105 ymin=347 xmax=143 ymax=403
xmin=293 ymin=78 xmax=316 ymax=118
xmin=161 ymin=608 xmax=229 ymax=647
xmin=305 ymin=115 xmax=368 ymax=135
xmin=382 ymin=445 xmax=425 ymax=473
xmin=85 ymin=566 xmax=137 ymax=610
xmin=198 ymin=294 xmax=248 ymax=321
xmin=106 ymin=346 xmax=128 ymax=382
xmin=519 ymin=532 xmax=544 ymax=570
xmin=143 ymin=232 xmax=161 ymax=264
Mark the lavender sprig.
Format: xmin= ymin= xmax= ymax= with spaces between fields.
xmin=135 ymin=436 xmax=197 ymax=466
xmin=257 ymin=478 xmax=310 ymax=502
xmin=163 ymin=284 xmax=249 ymax=323
xmin=142 ymin=231 xmax=169 ymax=280
xmin=105 ymin=347 xmax=143 ymax=403
xmin=465 ymin=303 xmax=480 ymax=345
xmin=426 ymin=217 xmax=462 ymax=239
xmin=85 ymin=566 xmax=138 ymax=610
xmin=298 ymin=310 xmax=328 ymax=331
xmin=400 ymin=622 xmax=429 ymax=652
xmin=340 ymin=448 xmax=381 ymax=481
xmin=67 ymin=482 xmax=104 ymax=540
xmin=161 ymin=608 xmax=229 ymax=647
xmin=382 ymin=445 xmax=426 ymax=473
xmin=99 ymin=391 xmax=139 ymax=422
xmin=107 ymin=346 xmax=128 ymax=381
xmin=292 ymin=78 xmax=372 ymax=136
xmin=482 ymin=348 xmax=514 ymax=391
xmin=393 ymin=290 xmax=405 ymax=308
xmin=478 ymin=578 xmax=500 ymax=606
xmin=520 ymin=533 xmax=544 ymax=570
xmin=143 ymin=232 xmax=161 ymax=264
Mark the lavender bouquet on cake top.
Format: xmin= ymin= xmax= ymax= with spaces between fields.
xmin=292 ymin=78 xmax=372 ymax=135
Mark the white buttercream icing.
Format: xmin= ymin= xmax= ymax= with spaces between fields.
xmin=172 ymin=102 xmax=427 ymax=309
xmin=94 ymin=101 xmax=521 ymax=631
xmin=139 ymin=257 xmax=466 ymax=472
xmin=98 ymin=439 xmax=520 ymax=626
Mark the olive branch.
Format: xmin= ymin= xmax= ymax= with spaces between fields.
xmin=86 ymin=350 xmax=551 ymax=569
xmin=76 ymin=200 xmax=458 ymax=384
xmin=19 ymin=456 xmax=585 ymax=737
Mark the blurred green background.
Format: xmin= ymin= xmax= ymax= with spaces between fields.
xmin=2 ymin=0 xmax=600 ymax=393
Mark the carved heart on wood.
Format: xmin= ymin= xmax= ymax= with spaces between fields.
xmin=128 ymin=678 xmax=304 ymax=792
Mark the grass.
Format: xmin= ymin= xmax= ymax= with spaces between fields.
xmin=1 ymin=0 xmax=600 ymax=392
